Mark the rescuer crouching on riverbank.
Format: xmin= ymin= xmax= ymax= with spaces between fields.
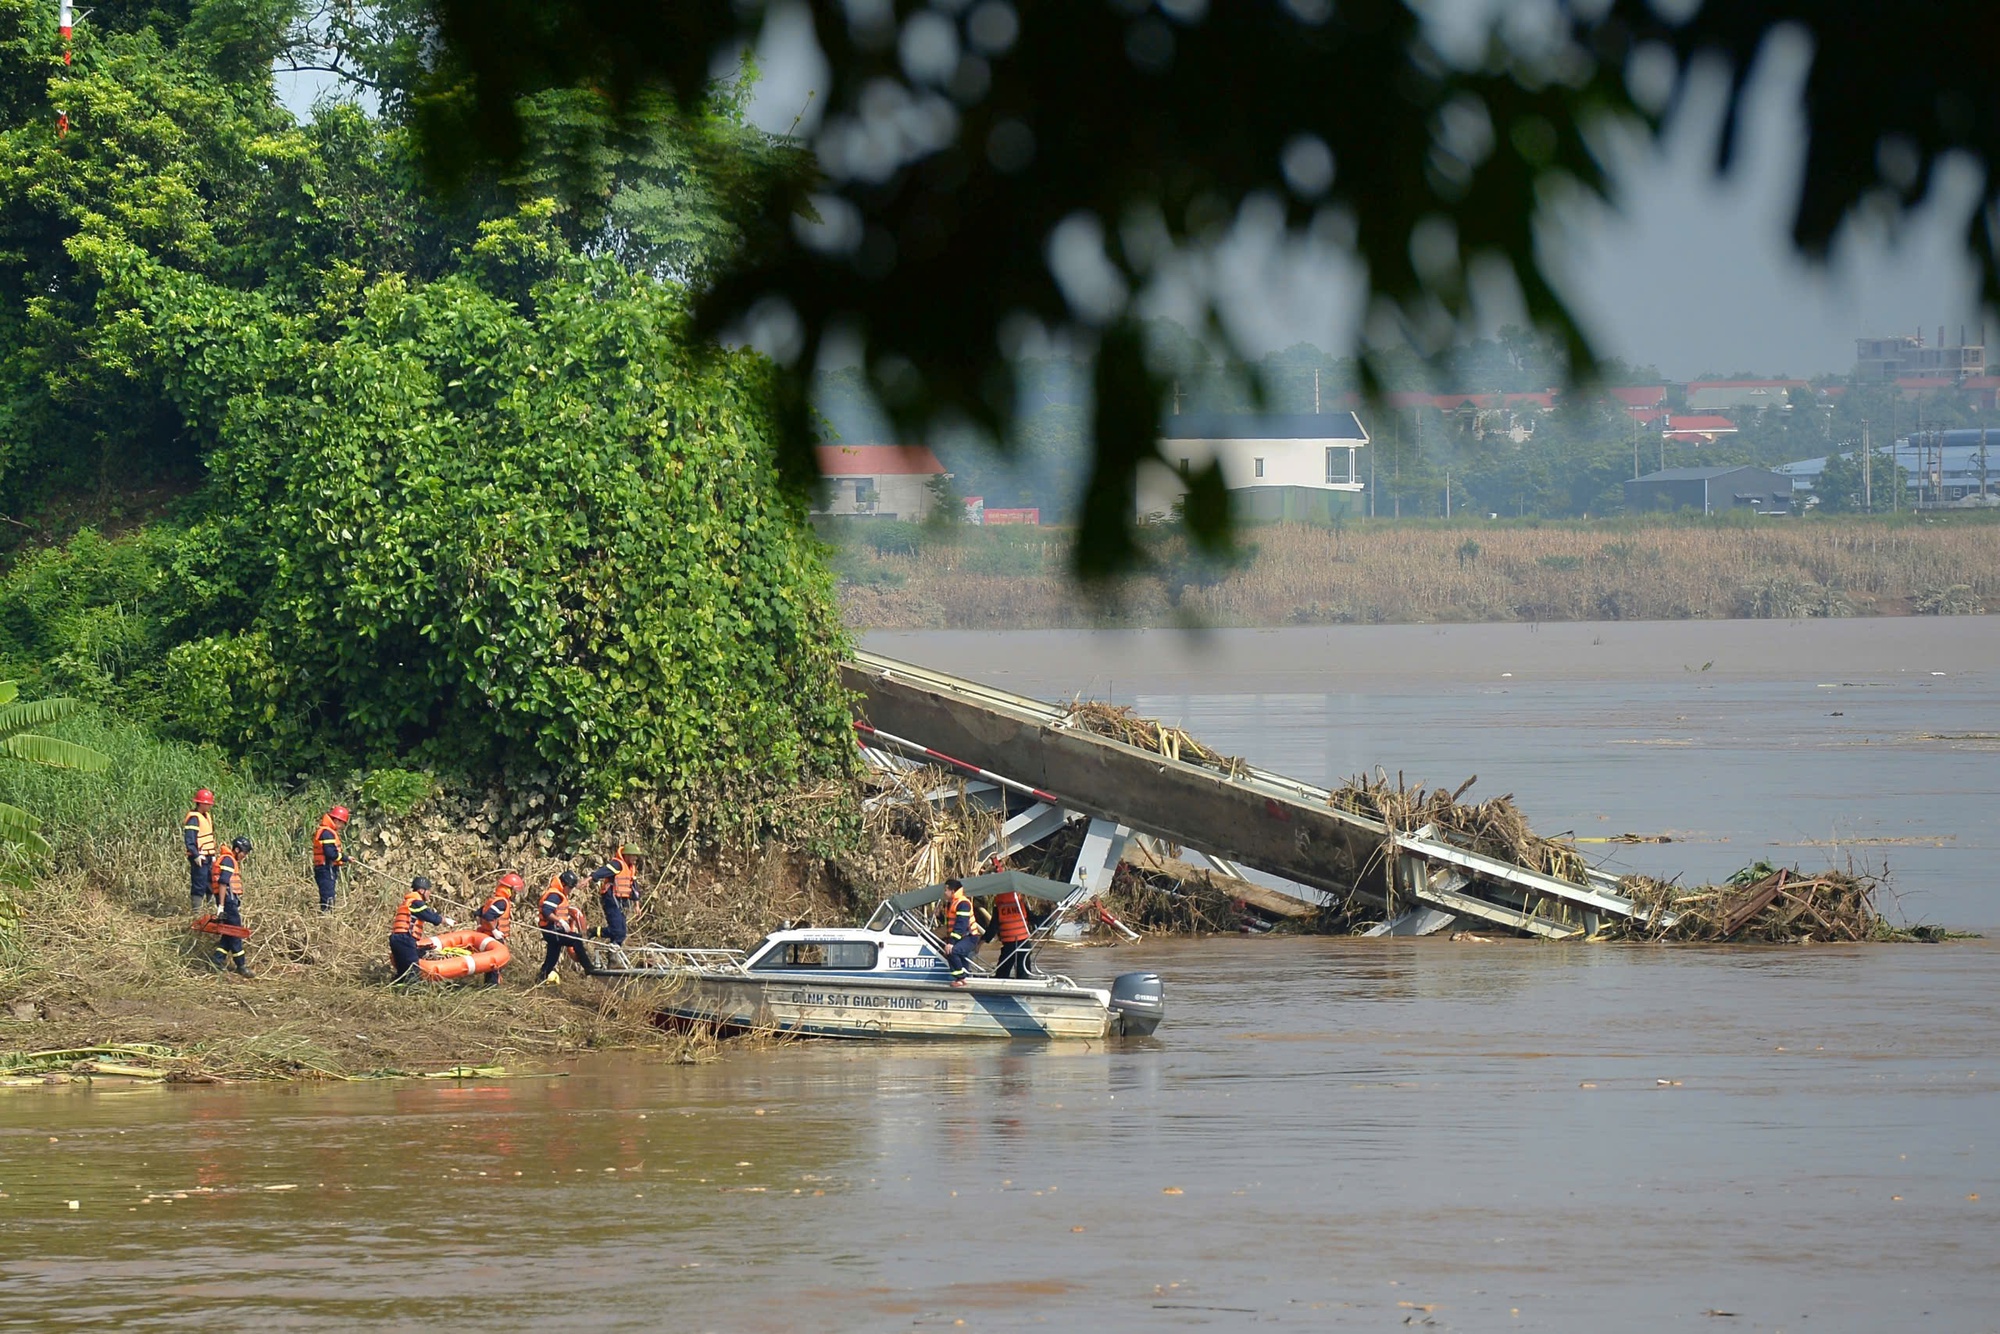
xmin=475 ymin=872 xmax=520 ymax=987
xmin=206 ymin=836 xmax=255 ymax=977
xmin=537 ymin=870 xmax=596 ymax=985
xmin=389 ymin=876 xmax=446 ymax=985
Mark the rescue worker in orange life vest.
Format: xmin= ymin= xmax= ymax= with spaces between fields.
xmin=942 ymin=878 xmax=981 ymax=987
xmin=537 ymin=870 xmax=596 ymax=985
xmin=207 ymin=837 xmax=254 ymax=977
xmin=389 ymin=876 xmax=446 ymax=985
xmin=182 ymin=788 xmax=217 ymax=916
xmin=587 ymin=845 xmax=640 ymax=947
xmin=988 ymin=883 xmax=1038 ymax=978
xmin=312 ymin=805 xmax=350 ymax=913
xmin=474 ymin=872 xmax=522 ymax=987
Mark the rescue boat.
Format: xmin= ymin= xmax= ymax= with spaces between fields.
xmin=415 ymin=930 xmax=510 ymax=980
xmin=589 ymin=870 xmax=1165 ymax=1041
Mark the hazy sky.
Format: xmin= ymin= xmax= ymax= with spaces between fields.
xmin=280 ymin=9 xmax=1986 ymax=385
xmin=744 ymin=8 xmax=1985 ymax=383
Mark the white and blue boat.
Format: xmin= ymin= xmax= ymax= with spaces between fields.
xmin=590 ymin=871 xmax=1165 ymax=1041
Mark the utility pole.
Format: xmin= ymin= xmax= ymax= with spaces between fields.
xmin=1862 ymin=418 xmax=1872 ymax=513
xmin=1445 ymin=470 xmax=1452 ymax=519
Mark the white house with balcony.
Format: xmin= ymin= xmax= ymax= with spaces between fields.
xmin=1138 ymin=412 xmax=1370 ymax=523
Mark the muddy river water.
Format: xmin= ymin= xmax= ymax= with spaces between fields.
xmin=3 ymin=621 xmax=1996 ymax=1331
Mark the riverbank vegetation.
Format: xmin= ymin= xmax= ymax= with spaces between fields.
xmin=0 ymin=0 xmax=868 ymax=1070
xmin=831 ymin=514 xmax=2000 ymax=628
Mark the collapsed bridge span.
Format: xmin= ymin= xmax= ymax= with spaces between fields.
xmin=842 ymin=651 xmax=1655 ymax=939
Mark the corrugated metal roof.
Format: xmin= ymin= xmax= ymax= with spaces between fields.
xmin=1162 ymin=412 xmax=1368 ymax=441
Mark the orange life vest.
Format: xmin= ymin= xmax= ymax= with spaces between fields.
xmin=392 ymin=889 xmax=430 ymax=937
xmin=994 ymin=890 xmax=1030 ymax=943
xmin=478 ymin=890 xmax=512 ymax=938
xmin=208 ymin=850 xmax=238 ymax=898
xmin=944 ymin=887 xmax=977 ymax=942
xmin=183 ymin=809 xmax=216 ymax=857
xmin=607 ymin=854 xmax=637 ymax=900
xmin=312 ymin=814 xmax=344 ymax=867
xmin=540 ymin=877 xmax=570 ymax=928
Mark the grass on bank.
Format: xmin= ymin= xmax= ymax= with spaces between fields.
xmin=829 ymin=514 xmax=2000 ymax=628
xmin=0 ymin=706 xmax=739 ymax=1077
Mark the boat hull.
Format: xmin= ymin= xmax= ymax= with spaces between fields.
xmin=660 ymin=973 xmax=1118 ymax=1040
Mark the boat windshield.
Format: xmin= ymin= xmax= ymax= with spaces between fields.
xmin=749 ymin=940 xmax=881 ymax=971
xmin=864 ymin=902 xmax=925 ymax=937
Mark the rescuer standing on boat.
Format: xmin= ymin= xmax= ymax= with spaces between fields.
xmin=536 ymin=869 xmax=596 ymax=985
xmin=311 ymin=805 xmax=350 ymax=912
xmin=182 ymin=788 xmax=217 ymax=916
xmin=207 ymin=836 xmax=255 ymax=978
xmin=588 ymin=844 xmax=641 ymax=947
xmin=943 ymin=878 xmax=981 ymax=987
xmin=989 ymin=882 xmax=1036 ymax=978
xmin=389 ymin=876 xmax=445 ymax=985
xmin=475 ymin=872 xmax=521 ymax=986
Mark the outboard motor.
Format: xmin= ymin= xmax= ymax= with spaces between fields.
xmin=1108 ymin=971 xmax=1165 ymax=1036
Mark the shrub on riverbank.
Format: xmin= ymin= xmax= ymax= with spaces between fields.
xmin=833 ymin=516 xmax=2000 ymax=627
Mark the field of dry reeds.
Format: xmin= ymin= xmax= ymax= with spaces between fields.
xmin=837 ymin=517 xmax=2000 ymax=628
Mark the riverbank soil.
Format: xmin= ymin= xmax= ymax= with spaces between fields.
xmin=1 ymin=830 xmax=866 ymax=1080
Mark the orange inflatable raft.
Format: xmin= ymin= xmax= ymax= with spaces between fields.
xmin=414 ymin=930 xmax=510 ymax=981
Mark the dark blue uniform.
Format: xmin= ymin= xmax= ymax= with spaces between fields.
xmin=944 ymin=886 xmax=980 ymax=984
xmin=587 ymin=854 xmax=637 ymax=947
xmin=183 ymin=808 xmax=215 ymax=912
xmin=389 ymin=888 xmax=443 ymax=983
xmin=208 ymin=852 xmax=249 ymax=975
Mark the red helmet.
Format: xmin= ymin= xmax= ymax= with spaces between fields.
xmin=193 ymin=789 xmax=215 ymax=807
xmin=498 ymin=872 xmax=525 ymax=893
xmin=329 ymin=805 xmax=350 ymax=823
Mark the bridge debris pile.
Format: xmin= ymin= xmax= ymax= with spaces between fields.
xmin=1063 ymin=701 xmax=1249 ymax=776
xmin=1610 ymin=862 xmax=1910 ymax=943
xmin=1327 ymin=771 xmax=1594 ymax=887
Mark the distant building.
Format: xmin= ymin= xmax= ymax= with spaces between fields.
xmin=813 ymin=445 xmax=948 ymax=522
xmin=1782 ymin=433 xmax=2000 ymax=507
xmin=1683 ymin=379 xmax=1806 ymax=413
xmin=1661 ymin=413 xmax=1740 ymax=444
xmin=1856 ymin=327 xmax=1985 ymax=383
xmin=1141 ymin=412 xmax=1369 ymax=523
xmin=1625 ymin=465 xmax=1792 ymax=515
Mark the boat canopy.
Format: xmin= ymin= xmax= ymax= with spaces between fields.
xmin=885 ymin=869 xmax=1078 ymax=914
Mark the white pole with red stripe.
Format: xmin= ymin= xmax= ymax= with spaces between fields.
xmin=852 ymin=721 xmax=1059 ymax=804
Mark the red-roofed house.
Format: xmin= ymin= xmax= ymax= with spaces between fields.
xmin=1661 ymin=414 xmax=1739 ymax=443
xmin=1608 ymin=385 xmax=1669 ymax=411
xmin=814 ymin=445 xmax=949 ymax=521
